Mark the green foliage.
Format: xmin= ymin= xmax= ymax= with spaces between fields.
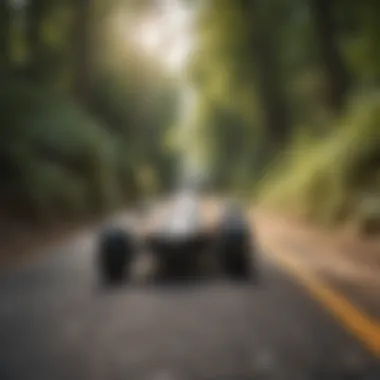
xmin=1 ymin=0 xmax=380 ymax=239
xmin=189 ymin=0 xmax=380 ymax=236
xmin=0 ymin=80 xmax=128 ymax=220
xmin=91 ymin=67 xmax=180 ymax=194
xmin=0 ymin=0 xmax=180 ymax=224
xmin=257 ymin=95 xmax=380 ymax=229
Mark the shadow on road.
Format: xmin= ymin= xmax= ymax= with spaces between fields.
xmin=93 ymin=276 xmax=264 ymax=298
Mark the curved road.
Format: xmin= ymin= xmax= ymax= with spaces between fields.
xmin=0 ymin=218 xmax=379 ymax=380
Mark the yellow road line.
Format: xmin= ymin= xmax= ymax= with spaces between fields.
xmin=266 ymin=246 xmax=380 ymax=359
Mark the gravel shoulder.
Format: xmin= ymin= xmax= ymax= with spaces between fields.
xmin=253 ymin=208 xmax=380 ymax=319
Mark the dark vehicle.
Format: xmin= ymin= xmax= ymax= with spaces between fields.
xmin=145 ymin=192 xmax=211 ymax=280
xmin=214 ymin=202 xmax=258 ymax=282
xmin=96 ymin=194 xmax=259 ymax=285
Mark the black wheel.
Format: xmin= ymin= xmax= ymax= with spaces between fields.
xmin=98 ymin=227 xmax=135 ymax=285
xmin=214 ymin=204 xmax=260 ymax=283
xmin=217 ymin=239 xmax=258 ymax=282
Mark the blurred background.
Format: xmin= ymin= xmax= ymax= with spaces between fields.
xmin=0 ymin=0 xmax=379 ymax=250
xmin=0 ymin=2 xmax=380 ymax=378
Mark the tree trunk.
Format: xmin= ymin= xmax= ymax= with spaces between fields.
xmin=241 ymin=0 xmax=291 ymax=154
xmin=25 ymin=0 xmax=45 ymax=81
xmin=74 ymin=0 xmax=92 ymax=106
xmin=254 ymin=34 xmax=290 ymax=151
xmin=310 ymin=0 xmax=350 ymax=113
xmin=0 ymin=0 xmax=11 ymax=74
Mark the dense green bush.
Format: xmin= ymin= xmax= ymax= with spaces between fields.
xmin=257 ymin=94 xmax=380 ymax=233
xmin=0 ymin=80 xmax=135 ymax=221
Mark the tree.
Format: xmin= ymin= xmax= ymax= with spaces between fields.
xmin=310 ymin=0 xmax=350 ymax=113
xmin=74 ymin=0 xmax=92 ymax=105
xmin=0 ymin=0 xmax=11 ymax=74
xmin=240 ymin=0 xmax=291 ymax=154
xmin=25 ymin=0 xmax=46 ymax=80
xmin=190 ymin=0 xmax=292 ymax=185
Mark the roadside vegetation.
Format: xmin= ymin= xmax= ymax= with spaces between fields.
xmin=190 ymin=0 xmax=380 ymax=235
xmin=0 ymin=0 xmax=379 ymax=249
xmin=259 ymin=95 xmax=380 ymax=232
xmin=0 ymin=0 xmax=179 ymax=228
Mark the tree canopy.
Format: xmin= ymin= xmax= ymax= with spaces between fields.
xmin=0 ymin=0 xmax=379 ymax=233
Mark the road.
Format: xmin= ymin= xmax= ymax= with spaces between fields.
xmin=0 ymin=213 xmax=379 ymax=380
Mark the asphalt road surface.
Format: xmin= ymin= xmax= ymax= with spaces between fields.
xmin=0 ymin=216 xmax=379 ymax=380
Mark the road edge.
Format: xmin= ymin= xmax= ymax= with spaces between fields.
xmin=264 ymin=246 xmax=380 ymax=359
